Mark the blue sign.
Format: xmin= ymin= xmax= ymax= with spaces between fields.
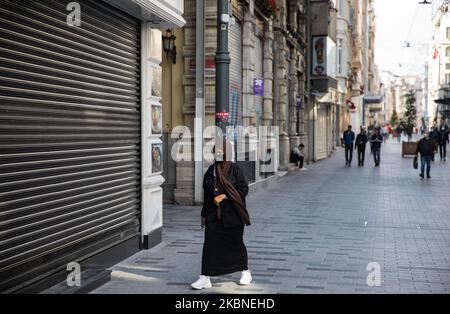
xmin=296 ymin=96 xmax=303 ymax=110
xmin=253 ymin=78 xmax=264 ymax=96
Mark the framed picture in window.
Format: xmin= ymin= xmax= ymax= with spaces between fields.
xmin=150 ymin=29 xmax=162 ymax=62
xmin=151 ymin=65 xmax=162 ymax=98
xmin=151 ymin=104 xmax=162 ymax=134
xmin=151 ymin=144 xmax=162 ymax=174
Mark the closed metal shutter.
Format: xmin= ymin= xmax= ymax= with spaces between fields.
xmin=316 ymin=104 xmax=328 ymax=160
xmin=0 ymin=0 xmax=141 ymax=292
xmin=254 ymin=35 xmax=263 ymax=127
xmin=229 ymin=20 xmax=242 ymax=127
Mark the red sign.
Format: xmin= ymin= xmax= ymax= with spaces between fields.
xmin=433 ymin=48 xmax=439 ymax=60
xmin=216 ymin=111 xmax=229 ymax=119
xmin=190 ymin=59 xmax=216 ymax=73
xmin=347 ymin=100 xmax=356 ymax=113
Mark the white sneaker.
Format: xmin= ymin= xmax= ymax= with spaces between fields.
xmin=191 ymin=275 xmax=212 ymax=290
xmin=239 ymin=270 xmax=252 ymax=285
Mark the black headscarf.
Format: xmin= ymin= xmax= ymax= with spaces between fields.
xmin=214 ymin=141 xmax=251 ymax=226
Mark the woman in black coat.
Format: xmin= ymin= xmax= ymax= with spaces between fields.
xmin=191 ymin=141 xmax=252 ymax=290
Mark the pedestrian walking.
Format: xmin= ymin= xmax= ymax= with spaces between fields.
xmin=430 ymin=125 xmax=440 ymax=162
xmin=370 ymin=127 xmax=383 ymax=167
xmin=343 ymin=125 xmax=355 ymax=167
xmin=368 ymin=125 xmax=374 ymax=154
xmin=191 ymin=141 xmax=252 ymax=290
xmin=415 ymin=129 xmax=438 ymax=179
xmin=292 ymin=144 xmax=306 ymax=170
xmin=438 ymin=119 xmax=449 ymax=161
xmin=355 ymin=127 xmax=368 ymax=166
xmin=381 ymin=124 xmax=389 ymax=143
xmin=395 ymin=125 xmax=403 ymax=143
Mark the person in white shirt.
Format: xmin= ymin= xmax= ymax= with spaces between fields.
xmin=293 ymin=144 xmax=305 ymax=169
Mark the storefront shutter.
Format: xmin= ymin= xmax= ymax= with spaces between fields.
xmin=0 ymin=0 xmax=141 ymax=292
xmin=229 ymin=20 xmax=242 ymax=127
xmin=316 ymin=104 xmax=328 ymax=160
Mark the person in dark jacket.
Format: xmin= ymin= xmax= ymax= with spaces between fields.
xmin=437 ymin=120 xmax=449 ymax=161
xmin=396 ymin=125 xmax=403 ymax=143
xmin=355 ymin=127 xmax=368 ymax=166
xmin=430 ymin=125 xmax=440 ymax=162
xmin=370 ymin=127 xmax=383 ymax=167
xmin=415 ymin=129 xmax=438 ymax=179
xmin=343 ymin=125 xmax=355 ymax=167
xmin=191 ymin=141 xmax=252 ymax=290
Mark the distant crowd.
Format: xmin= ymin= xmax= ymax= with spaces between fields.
xmin=339 ymin=119 xmax=449 ymax=179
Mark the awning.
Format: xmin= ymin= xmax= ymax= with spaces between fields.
xmin=104 ymin=0 xmax=186 ymax=28
xmin=363 ymin=95 xmax=383 ymax=104
xmin=434 ymin=98 xmax=450 ymax=104
xmin=433 ymin=98 xmax=450 ymax=117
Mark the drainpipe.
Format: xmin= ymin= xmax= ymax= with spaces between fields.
xmin=194 ymin=0 xmax=205 ymax=204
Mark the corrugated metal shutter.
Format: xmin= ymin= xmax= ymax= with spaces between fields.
xmin=0 ymin=0 xmax=141 ymax=292
xmin=229 ymin=20 xmax=242 ymax=127
xmin=254 ymin=35 xmax=263 ymax=127
xmin=316 ymin=104 xmax=328 ymax=160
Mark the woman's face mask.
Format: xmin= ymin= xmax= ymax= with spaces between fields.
xmin=215 ymin=148 xmax=225 ymax=161
xmin=215 ymin=142 xmax=232 ymax=162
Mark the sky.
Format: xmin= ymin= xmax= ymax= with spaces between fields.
xmin=374 ymin=0 xmax=436 ymax=78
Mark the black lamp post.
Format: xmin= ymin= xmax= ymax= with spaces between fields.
xmin=215 ymin=0 xmax=231 ymax=140
xmin=162 ymin=29 xmax=177 ymax=64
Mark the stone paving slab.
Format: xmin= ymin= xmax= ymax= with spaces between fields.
xmin=93 ymin=137 xmax=450 ymax=294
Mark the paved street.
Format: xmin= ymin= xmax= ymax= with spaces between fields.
xmin=93 ymin=137 xmax=450 ymax=294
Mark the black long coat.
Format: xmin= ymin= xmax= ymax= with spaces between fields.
xmin=201 ymin=162 xmax=249 ymax=228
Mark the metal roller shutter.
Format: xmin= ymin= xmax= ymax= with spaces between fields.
xmin=229 ymin=20 xmax=242 ymax=127
xmin=0 ymin=0 xmax=141 ymax=292
xmin=316 ymin=104 xmax=328 ymax=160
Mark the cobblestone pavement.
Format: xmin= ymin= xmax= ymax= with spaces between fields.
xmin=93 ymin=137 xmax=450 ymax=294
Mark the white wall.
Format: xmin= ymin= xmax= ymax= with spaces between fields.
xmin=141 ymin=24 xmax=165 ymax=247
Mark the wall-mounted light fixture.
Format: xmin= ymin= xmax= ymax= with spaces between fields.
xmin=162 ymin=29 xmax=177 ymax=64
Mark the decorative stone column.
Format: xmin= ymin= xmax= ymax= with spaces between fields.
xmin=288 ymin=47 xmax=300 ymax=150
xmin=242 ymin=7 xmax=256 ymax=128
xmin=263 ymin=19 xmax=274 ymax=129
xmin=298 ymin=62 xmax=308 ymax=150
xmin=274 ymin=0 xmax=290 ymax=171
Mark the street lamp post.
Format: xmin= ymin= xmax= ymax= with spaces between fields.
xmin=215 ymin=0 xmax=231 ymax=143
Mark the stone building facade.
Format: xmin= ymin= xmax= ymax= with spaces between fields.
xmin=163 ymin=0 xmax=308 ymax=205
xmin=160 ymin=0 xmax=377 ymax=205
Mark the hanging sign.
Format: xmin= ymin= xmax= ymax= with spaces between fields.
xmin=190 ymin=59 xmax=216 ymax=74
xmin=312 ymin=36 xmax=327 ymax=76
xmin=347 ymin=100 xmax=356 ymax=113
xmin=296 ymin=96 xmax=303 ymax=110
xmin=253 ymin=77 xmax=264 ymax=96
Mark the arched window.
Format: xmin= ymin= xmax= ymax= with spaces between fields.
xmin=446 ymin=46 xmax=450 ymax=57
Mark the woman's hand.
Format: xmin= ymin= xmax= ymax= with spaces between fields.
xmin=201 ymin=217 xmax=206 ymax=228
xmin=213 ymin=194 xmax=227 ymax=205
